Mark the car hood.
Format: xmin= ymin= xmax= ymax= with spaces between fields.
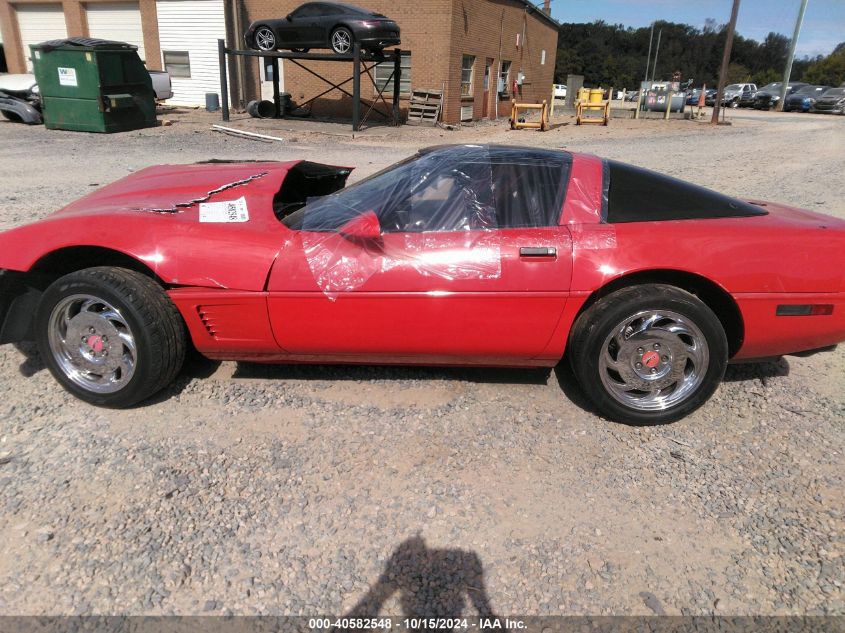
xmin=50 ymin=162 xmax=293 ymax=219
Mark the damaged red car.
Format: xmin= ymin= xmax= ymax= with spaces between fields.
xmin=1 ymin=145 xmax=844 ymax=424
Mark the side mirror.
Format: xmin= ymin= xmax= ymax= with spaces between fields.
xmin=339 ymin=210 xmax=381 ymax=240
xmin=286 ymin=13 xmax=292 ymax=20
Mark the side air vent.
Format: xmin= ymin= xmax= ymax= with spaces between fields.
xmin=196 ymin=306 xmax=219 ymax=338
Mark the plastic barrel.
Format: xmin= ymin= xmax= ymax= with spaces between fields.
xmin=205 ymin=92 xmax=220 ymax=112
xmin=589 ymin=88 xmax=603 ymax=103
xmin=578 ymin=87 xmax=590 ymax=102
xmin=246 ymin=100 xmax=276 ymax=118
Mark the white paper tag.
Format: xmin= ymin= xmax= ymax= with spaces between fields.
xmin=199 ymin=197 xmax=249 ymax=223
xmin=58 ymin=67 xmax=78 ymax=87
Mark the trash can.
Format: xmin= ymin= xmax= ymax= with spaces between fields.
xmin=30 ymin=37 xmax=156 ymax=133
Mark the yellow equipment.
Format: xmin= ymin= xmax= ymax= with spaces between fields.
xmin=509 ymin=99 xmax=549 ymax=131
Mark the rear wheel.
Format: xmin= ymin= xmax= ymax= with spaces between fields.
xmin=254 ymin=26 xmax=277 ymax=51
xmin=568 ymin=284 xmax=728 ymax=425
xmin=36 ymin=267 xmax=186 ymax=408
xmin=330 ymin=27 xmax=354 ymax=54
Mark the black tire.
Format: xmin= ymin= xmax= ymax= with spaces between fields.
xmin=35 ymin=267 xmax=186 ymax=408
xmin=568 ymin=284 xmax=728 ymax=425
xmin=330 ymin=26 xmax=354 ymax=54
xmin=253 ymin=25 xmax=277 ymax=51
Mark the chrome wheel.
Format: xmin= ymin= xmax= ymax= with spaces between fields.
xmin=598 ymin=309 xmax=709 ymax=412
xmin=47 ymin=294 xmax=137 ymax=394
xmin=255 ymin=27 xmax=276 ymax=51
xmin=331 ymin=28 xmax=352 ymax=54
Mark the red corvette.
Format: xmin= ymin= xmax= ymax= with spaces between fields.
xmin=1 ymin=145 xmax=843 ymax=424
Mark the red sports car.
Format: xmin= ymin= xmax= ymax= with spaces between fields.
xmin=0 ymin=145 xmax=843 ymax=424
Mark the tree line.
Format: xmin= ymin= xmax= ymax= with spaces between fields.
xmin=554 ymin=20 xmax=845 ymax=90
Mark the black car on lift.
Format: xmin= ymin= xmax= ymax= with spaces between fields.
xmin=245 ymin=2 xmax=400 ymax=55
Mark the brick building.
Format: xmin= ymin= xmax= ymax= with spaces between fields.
xmin=0 ymin=0 xmax=558 ymax=122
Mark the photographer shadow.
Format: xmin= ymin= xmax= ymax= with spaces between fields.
xmin=335 ymin=535 xmax=505 ymax=633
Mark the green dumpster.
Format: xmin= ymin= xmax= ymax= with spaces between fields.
xmin=30 ymin=37 xmax=156 ymax=133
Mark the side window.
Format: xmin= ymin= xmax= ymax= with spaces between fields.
xmin=489 ymin=151 xmax=570 ymax=228
xmin=162 ymin=51 xmax=190 ymax=78
xmin=604 ymin=161 xmax=767 ymax=223
xmin=293 ymin=4 xmax=319 ymax=18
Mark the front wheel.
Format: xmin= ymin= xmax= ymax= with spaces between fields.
xmin=253 ymin=26 xmax=277 ymax=51
xmin=568 ymin=284 xmax=728 ymax=425
xmin=330 ymin=27 xmax=354 ymax=54
xmin=35 ymin=267 xmax=186 ymax=408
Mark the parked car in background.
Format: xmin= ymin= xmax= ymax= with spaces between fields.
xmin=783 ymin=85 xmax=830 ymax=112
xmin=812 ymin=86 xmax=845 ymax=114
xmin=738 ymin=86 xmax=758 ymax=107
xmin=688 ymin=88 xmax=716 ymax=106
xmin=553 ymin=84 xmax=567 ymax=99
xmin=721 ymin=83 xmax=756 ymax=108
xmin=148 ymin=70 xmax=174 ymax=101
xmin=0 ymin=74 xmax=42 ymax=124
xmin=753 ymin=82 xmax=807 ymax=110
xmin=245 ymin=2 xmax=401 ymax=54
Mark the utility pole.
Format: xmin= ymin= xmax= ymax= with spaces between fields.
xmin=644 ymin=23 xmax=654 ymax=85
xmin=651 ymin=29 xmax=662 ymax=81
xmin=777 ymin=0 xmax=809 ymax=111
xmin=711 ymin=0 xmax=741 ymax=124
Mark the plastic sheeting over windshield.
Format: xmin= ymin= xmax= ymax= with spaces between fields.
xmin=283 ymin=145 xmax=572 ymax=299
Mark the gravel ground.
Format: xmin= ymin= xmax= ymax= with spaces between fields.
xmin=0 ymin=108 xmax=843 ymax=617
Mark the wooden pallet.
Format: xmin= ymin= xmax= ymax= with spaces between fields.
xmin=406 ymin=88 xmax=442 ymax=126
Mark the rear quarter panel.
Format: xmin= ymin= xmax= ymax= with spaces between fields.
xmin=568 ymin=210 xmax=845 ymax=359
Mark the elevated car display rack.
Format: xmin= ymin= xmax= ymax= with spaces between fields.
xmin=217 ymin=40 xmax=402 ymax=131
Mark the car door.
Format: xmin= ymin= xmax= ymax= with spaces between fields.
xmin=291 ymin=3 xmax=325 ymax=47
xmin=266 ymin=147 xmax=573 ymax=363
xmin=274 ymin=7 xmax=304 ymax=48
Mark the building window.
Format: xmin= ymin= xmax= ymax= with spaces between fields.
xmin=461 ymin=55 xmax=475 ymax=97
xmin=498 ymin=60 xmax=511 ymax=97
xmin=374 ymin=52 xmax=411 ymax=96
xmin=163 ymin=50 xmax=190 ymax=78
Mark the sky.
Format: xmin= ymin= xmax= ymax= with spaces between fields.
xmin=550 ymin=0 xmax=845 ymax=57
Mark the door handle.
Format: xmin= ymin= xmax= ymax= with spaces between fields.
xmin=519 ymin=246 xmax=556 ymax=258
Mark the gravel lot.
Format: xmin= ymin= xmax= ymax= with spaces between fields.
xmin=0 ymin=108 xmax=843 ymax=618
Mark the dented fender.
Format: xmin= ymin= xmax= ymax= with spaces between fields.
xmin=0 ymin=162 xmax=302 ymax=291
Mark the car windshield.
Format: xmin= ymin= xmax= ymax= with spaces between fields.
xmin=759 ymin=83 xmax=781 ymax=92
xmin=282 ymin=146 xmax=571 ymax=233
xmin=794 ymin=85 xmax=823 ymax=95
xmin=823 ymin=87 xmax=845 ymax=96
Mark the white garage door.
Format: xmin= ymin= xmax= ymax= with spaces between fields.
xmin=86 ymin=2 xmax=146 ymax=63
xmin=16 ymin=4 xmax=68 ymax=71
xmin=156 ymin=0 xmax=226 ymax=106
